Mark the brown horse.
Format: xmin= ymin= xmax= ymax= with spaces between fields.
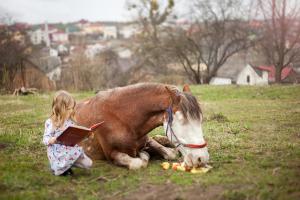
xmin=75 ymin=83 xmax=209 ymax=169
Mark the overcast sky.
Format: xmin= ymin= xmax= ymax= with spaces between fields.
xmin=0 ymin=0 xmax=131 ymax=24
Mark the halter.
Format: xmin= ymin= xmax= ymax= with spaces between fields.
xmin=165 ymin=106 xmax=207 ymax=149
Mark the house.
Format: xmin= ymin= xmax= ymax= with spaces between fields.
xmin=38 ymin=56 xmax=61 ymax=75
xmin=117 ymin=48 xmax=132 ymax=58
xmin=57 ymin=44 xmax=69 ymax=54
xmin=256 ymin=65 xmax=300 ymax=84
xmin=49 ymin=48 xmax=59 ymax=57
xmin=209 ymin=77 xmax=232 ymax=85
xmin=119 ymin=24 xmax=139 ymax=39
xmin=47 ymin=67 xmax=62 ymax=81
xmin=76 ymin=19 xmax=89 ymax=29
xmin=82 ymin=23 xmax=103 ymax=34
xmin=102 ymin=26 xmax=117 ymax=39
xmin=210 ymin=64 xmax=269 ymax=85
xmin=29 ymin=47 xmax=62 ymax=82
xmin=51 ymin=30 xmax=69 ymax=43
xmin=12 ymin=59 xmax=55 ymax=90
xmin=29 ymin=23 xmax=56 ymax=46
xmin=85 ymin=43 xmax=105 ymax=59
xmin=29 ymin=28 xmax=47 ymax=45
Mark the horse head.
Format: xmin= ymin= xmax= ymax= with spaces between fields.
xmin=164 ymin=84 xmax=209 ymax=167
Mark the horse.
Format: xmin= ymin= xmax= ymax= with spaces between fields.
xmin=75 ymin=83 xmax=209 ymax=170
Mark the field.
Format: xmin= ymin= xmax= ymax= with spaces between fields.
xmin=0 ymin=85 xmax=299 ymax=200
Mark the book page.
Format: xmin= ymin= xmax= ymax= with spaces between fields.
xmin=66 ymin=124 xmax=91 ymax=131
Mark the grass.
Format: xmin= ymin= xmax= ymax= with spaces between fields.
xmin=0 ymin=85 xmax=299 ymax=200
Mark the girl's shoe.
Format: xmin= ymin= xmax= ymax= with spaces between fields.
xmin=68 ymin=168 xmax=74 ymax=175
xmin=60 ymin=168 xmax=74 ymax=176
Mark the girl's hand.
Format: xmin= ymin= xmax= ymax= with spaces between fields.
xmin=49 ymin=137 xmax=57 ymax=145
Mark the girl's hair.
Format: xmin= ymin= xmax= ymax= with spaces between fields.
xmin=51 ymin=90 xmax=76 ymax=128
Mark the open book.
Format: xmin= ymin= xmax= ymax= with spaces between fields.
xmin=56 ymin=121 xmax=104 ymax=146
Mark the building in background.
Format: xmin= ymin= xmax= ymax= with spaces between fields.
xmin=29 ymin=23 xmax=54 ymax=46
xmin=51 ymin=30 xmax=69 ymax=43
xmin=102 ymin=26 xmax=117 ymax=39
xmin=256 ymin=65 xmax=300 ymax=84
xmin=210 ymin=64 xmax=269 ymax=85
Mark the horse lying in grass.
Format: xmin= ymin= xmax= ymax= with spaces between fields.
xmin=75 ymin=83 xmax=209 ymax=169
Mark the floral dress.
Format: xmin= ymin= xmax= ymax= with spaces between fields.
xmin=43 ymin=118 xmax=84 ymax=175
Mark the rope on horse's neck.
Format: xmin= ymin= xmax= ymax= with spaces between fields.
xmin=165 ymin=106 xmax=181 ymax=148
xmin=166 ymin=95 xmax=174 ymax=144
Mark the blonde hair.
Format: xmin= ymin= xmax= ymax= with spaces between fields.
xmin=51 ymin=90 xmax=76 ymax=129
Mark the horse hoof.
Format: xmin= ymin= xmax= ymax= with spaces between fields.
xmin=128 ymin=158 xmax=144 ymax=170
xmin=163 ymin=148 xmax=177 ymax=160
xmin=139 ymin=151 xmax=150 ymax=162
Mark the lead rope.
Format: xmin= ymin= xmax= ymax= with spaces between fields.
xmin=165 ymin=106 xmax=182 ymax=148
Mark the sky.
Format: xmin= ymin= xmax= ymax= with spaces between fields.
xmin=0 ymin=0 xmax=131 ymax=24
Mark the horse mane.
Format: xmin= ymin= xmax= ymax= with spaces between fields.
xmin=96 ymin=82 xmax=166 ymax=97
xmin=179 ymin=92 xmax=202 ymax=122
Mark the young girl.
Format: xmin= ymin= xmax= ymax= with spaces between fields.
xmin=43 ymin=90 xmax=93 ymax=176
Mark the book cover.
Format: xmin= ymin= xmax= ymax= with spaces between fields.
xmin=56 ymin=121 xmax=104 ymax=146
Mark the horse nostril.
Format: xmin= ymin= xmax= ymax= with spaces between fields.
xmin=198 ymin=157 xmax=202 ymax=163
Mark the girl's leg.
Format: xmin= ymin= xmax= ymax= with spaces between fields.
xmin=74 ymin=153 xmax=93 ymax=169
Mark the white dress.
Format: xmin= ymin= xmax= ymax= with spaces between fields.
xmin=43 ymin=118 xmax=84 ymax=175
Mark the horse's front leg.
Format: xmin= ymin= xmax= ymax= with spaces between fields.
xmin=111 ymin=150 xmax=150 ymax=170
xmin=146 ymin=138 xmax=178 ymax=160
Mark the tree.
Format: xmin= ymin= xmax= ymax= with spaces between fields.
xmin=127 ymin=0 xmax=174 ymax=40
xmin=170 ymin=0 xmax=254 ymax=84
xmin=0 ymin=21 xmax=31 ymax=91
xmin=256 ymin=0 xmax=300 ymax=83
xmin=97 ymin=49 xmax=125 ymax=88
xmin=166 ymin=28 xmax=207 ymax=84
xmin=127 ymin=0 xmax=175 ymax=78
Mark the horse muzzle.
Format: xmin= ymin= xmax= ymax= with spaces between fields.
xmin=184 ymin=148 xmax=209 ymax=167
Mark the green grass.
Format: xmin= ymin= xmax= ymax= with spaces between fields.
xmin=0 ymin=85 xmax=299 ymax=200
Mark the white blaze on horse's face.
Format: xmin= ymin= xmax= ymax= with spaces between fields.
xmin=163 ymin=111 xmax=209 ymax=167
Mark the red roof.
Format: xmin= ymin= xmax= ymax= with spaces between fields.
xmin=78 ymin=19 xmax=89 ymax=24
xmin=53 ymin=30 xmax=66 ymax=34
xmin=256 ymin=65 xmax=295 ymax=81
xmin=41 ymin=25 xmax=56 ymax=31
xmin=186 ymin=24 xmax=201 ymax=36
xmin=249 ymin=20 xmax=263 ymax=28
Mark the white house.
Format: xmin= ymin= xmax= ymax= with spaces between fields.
xmin=49 ymin=48 xmax=59 ymax=57
xmin=117 ymin=48 xmax=132 ymax=58
xmin=210 ymin=77 xmax=232 ymax=85
xmin=29 ymin=29 xmax=44 ymax=45
xmin=85 ymin=43 xmax=105 ymax=59
xmin=47 ymin=67 xmax=62 ymax=81
xmin=210 ymin=64 xmax=269 ymax=85
xmin=29 ymin=23 xmax=56 ymax=46
xmin=57 ymin=44 xmax=68 ymax=54
xmin=51 ymin=31 xmax=69 ymax=43
xmin=102 ymin=26 xmax=117 ymax=39
xmin=119 ymin=24 xmax=139 ymax=38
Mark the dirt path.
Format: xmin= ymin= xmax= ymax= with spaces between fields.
xmin=109 ymin=183 xmax=224 ymax=200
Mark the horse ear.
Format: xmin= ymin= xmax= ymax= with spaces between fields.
xmin=183 ymin=84 xmax=191 ymax=93
xmin=165 ymin=86 xmax=181 ymax=104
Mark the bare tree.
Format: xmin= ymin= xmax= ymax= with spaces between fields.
xmin=96 ymin=49 xmax=125 ymax=88
xmin=126 ymin=0 xmax=254 ymax=84
xmin=172 ymin=0 xmax=254 ymax=83
xmin=127 ymin=0 xmax=174 ymax=40
xmin=127 ymin=0 xmax=175 ymax=77
xmin=0 ymin=19 xmax=31 ymax=91
xmin=256 ymin=0 xmax=300 ymax=83
xmin=57 ymin=49 xmax=93 ymax=91
xmin=165 ymin=28 xmax=206 ymax=84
